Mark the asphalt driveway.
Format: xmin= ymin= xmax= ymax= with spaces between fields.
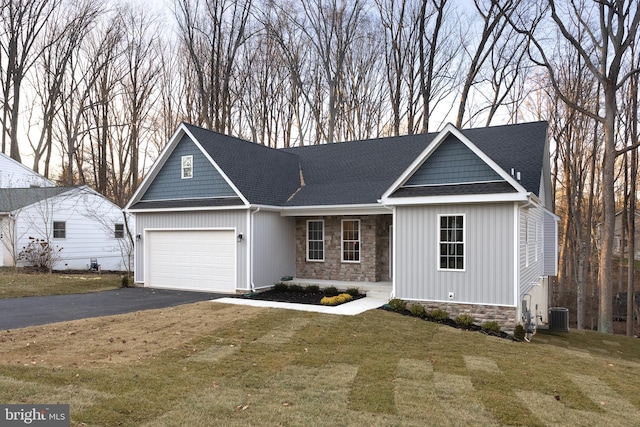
xmin=0 ymin=288 xmax=226 ymax=329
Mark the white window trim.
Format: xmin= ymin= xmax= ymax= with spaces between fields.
xmin=306 ymin=220 xmax=324 ymax=262
xmin=437 ymin=214 xmax=465 ymax=272
xmin=341 ymin=219 xmax=361 ymax=263
xmin=181 ymin=155 xmax=193 ymax=179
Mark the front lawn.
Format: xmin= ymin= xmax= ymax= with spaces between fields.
xmin=0 ymin=269 xmax=124 ymax=299
xmin=1 ymin=301 xmax=639 ymax=426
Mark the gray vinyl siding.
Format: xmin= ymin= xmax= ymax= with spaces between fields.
xmin=142 ymin=135 xmax=236 ymax=201
xmin=519 ymin=205 xmax=545 ymax=298
xmin=404 ymin=135 xmax=502 ymax=186
xmin=395 ymin=203 xmax=515 ymax=305
xmin=134 ymin=210 xmax=248 ymax=288
xmin=251 ymin=210 xmax=295 ymax=288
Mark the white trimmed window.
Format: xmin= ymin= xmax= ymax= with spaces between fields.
xmin=181 ymin=155 xmax=193 ymax=179
xmin=307 ymin=220 xmax=324 ymax=261
xmin=53 ymin=221 xmax=66 ymax=239
xmin=438 ymin=215 xmax=464 ymax=270
xmin=342 ymin=219 xmax=360 ymax=262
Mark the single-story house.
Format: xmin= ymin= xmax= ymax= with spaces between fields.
xmin=126 ymin=121 xmax=558 ymax=329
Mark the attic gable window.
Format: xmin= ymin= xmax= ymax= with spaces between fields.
xmin=438 ymin=215 xmax=464 ymax=270
xmin=181 ymin=155 xmax=193 ymax=179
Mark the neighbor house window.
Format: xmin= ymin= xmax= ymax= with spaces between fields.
xmin=307 ymin=220 xmax=324 ymax=261
xmin=181 ymin=155 xmax=193 ymax=179
xmin=439 ymin=215 xmax=464 ymax=270
xmin=53 ymin=221 xmax=66 ymax=239
xmin=342 ymin=219 xmax=360 ymax=262
xmin=115 ymin=223 xmax=124 ymax=239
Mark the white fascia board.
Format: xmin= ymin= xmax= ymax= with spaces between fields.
xmin=126 ymin=204 xmax=249 ymax=214
xmin=383 ymin=192 xmax=529 ymax=206
xmin=184 ymin=127 xmax=250 ymax=206
xmin=125 ymin=125 xmax=188 ymax=210
xmin=381 ymin=123 xmax=528 ymax=200
xmin=279 ymin=204 xmax=392 ymax=217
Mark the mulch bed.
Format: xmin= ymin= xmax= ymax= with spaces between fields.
xmin=379 ymin=305 xmax=517 ymax=341
xmin=240 ymin=289 xmax=365 ymax=305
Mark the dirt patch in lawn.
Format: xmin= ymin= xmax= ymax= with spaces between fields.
xmin=0 ymin=301 xmax=265 ymax=368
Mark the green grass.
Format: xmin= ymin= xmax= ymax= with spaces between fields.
xmin=1 ymin=302 xmax=640 ymax=426
xmin=0 ymin=269 xmax=123 ymax=298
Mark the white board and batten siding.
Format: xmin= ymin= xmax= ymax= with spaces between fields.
xmin=134 ymin=210 xmax=248 ymax=292
xmin=394 ymin=203 xmax=515 ymax=306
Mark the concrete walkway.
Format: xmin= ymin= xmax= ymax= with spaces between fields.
xmin=214 ymin=295 xmax=388 ymax=315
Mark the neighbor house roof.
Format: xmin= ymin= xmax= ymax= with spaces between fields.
xmin=0 ymin=187 xmax=71 ymax=212
xmin=128 ymin=121 xmax=548 ymax=210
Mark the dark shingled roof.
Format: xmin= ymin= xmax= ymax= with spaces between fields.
xmin=281 ymin=121 xmax=547 ymax=206
xmin=184 ymin=124 xmax=301 ymax=206
xmin=155 ymin=121 xmax=547 ymax=208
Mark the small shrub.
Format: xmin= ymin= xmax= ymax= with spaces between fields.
xmin=321 ymin=293 xmax=353 ymax=306
xmin=455 ymin=314 xmax=475 ymax=328
xmin=388 ymin=298 xmax=407 ymax=312
xmin=429 ymin=309 xmax=449 ymax=321
xmin=288 ymin=284 xmax=305 ymax=293
xmin=345 ymin=287 xmax=361 ymax=297
xmin=482 ymin=321 xmax=501 ymax=334
xmin=305 ymin=285 xmax=320 ymax=293
xmin=323 ymin=286 xmax=339 ymax=297
xmin=121 ymin=276 xmax=129 ymax=288
xmin=272 ymin=282 xmax=290 ymax=292
xmin=513 ymin=324 xmax=526 ymax=341
xmin=410 ymin=303 xmax=427 ymax=318
xmin=18 ymin=237 xmax=63 ymax=271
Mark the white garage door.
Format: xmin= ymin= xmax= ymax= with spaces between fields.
xmin=146 ymin=229 xmax=236 ymax=293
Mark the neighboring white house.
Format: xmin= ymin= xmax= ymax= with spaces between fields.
xmin=0 ymin=155 xmax=133 ymax=271
xmin=0 ymin=153 xmax=56 ymax=188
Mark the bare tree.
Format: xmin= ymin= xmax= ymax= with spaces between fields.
xmin=0 ymin=0 xmax=61 ymax=162
xmin=515 ymin=0 xmax=640 ymax=333
xmin=455 ymin=0 xmax=516 ymax=128
xmin=27 ymin=0 xmax=102 ymax=177
xmin=174 ymin=0 xmax=253 ymax=133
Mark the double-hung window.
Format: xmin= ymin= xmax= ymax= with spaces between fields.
xmin=53 ymin=221 xmax=66 ymax=239
xmin=114 ymin=223 xmax=124 ymax=239
xmin=439 ymin=215 xmax=464 ymax=270
xmin=181 ymin=155 xmax=193 ymax=179
xmin=307 ymin=220 xmax=324 ymax=261
xmin=342 ymin=219 xmax=360 ymax=262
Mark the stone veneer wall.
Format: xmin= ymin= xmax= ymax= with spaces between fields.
xmin=409 ymin=301 xmax=518 ymax=331
xmin=295 ymin=215 xmax=391 ymax=282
